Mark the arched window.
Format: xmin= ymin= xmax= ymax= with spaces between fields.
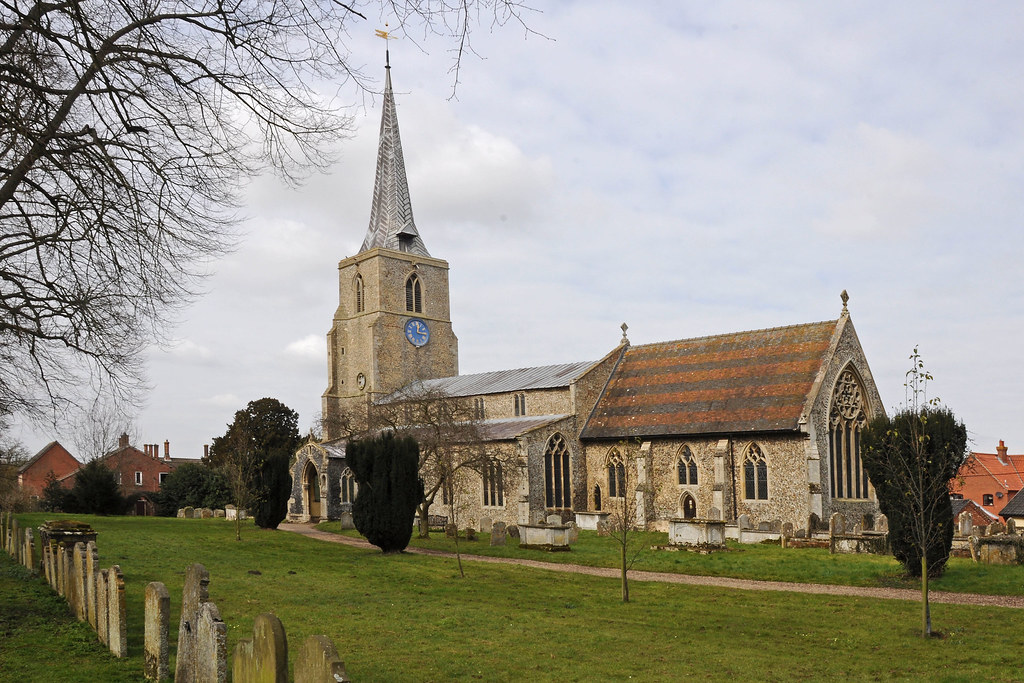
xmin=355 ymin=274 xmax=364 ymax=313
xmin=405 ymin=273 xmax=422 ymax=313
xmin=593 ymin=485 xmax=602 ymax=511
xmin=544 ymin=433 xmax=571 ymax=509
xmin=829 ymin=367 xmax=870 ymax=500
xmin=607 ymin=449 xmax=626 ymax=498
xmin=513 ymin=393 xmax=527 ymax=416
xmin=743 ymin=443 xmax=768 ymax=500
xmin=677 ymin=445 xmax=698 ymax=485
xmin=340 ymin=468 xmax=357 ymax=504
xmin=482 ymin=461 xmax=504 ymax=507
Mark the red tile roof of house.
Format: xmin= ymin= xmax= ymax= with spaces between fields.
xmin=582 ymin=319 xmax=839 ymax=439
xmin=952 ymin=440 xmax=1024 ymax=517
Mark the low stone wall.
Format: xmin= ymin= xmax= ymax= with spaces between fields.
xmin=1 ymin=514 xmax=350 ymax=682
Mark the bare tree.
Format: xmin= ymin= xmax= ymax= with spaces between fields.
xmin=604 ymin=440 xmax=651 ymax=603
xmin=70 ymin=396 xmax=136 ymax=462
xmin=0 ymin=0 xmax=534 ymax=423
xmin=0 ymin=417 xmax=29 ymax=511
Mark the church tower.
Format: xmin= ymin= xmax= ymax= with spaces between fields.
xmin=321 ymin=57 xmax=459 ymax=439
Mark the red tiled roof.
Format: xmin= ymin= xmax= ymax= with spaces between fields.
xmin=953 ymin=446 xmax=1024 ymax=514
xmin=582 ymin=320 xmax=838 ymax=439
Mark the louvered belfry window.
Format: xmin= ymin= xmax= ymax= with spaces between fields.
xmin=405 ymin=273 xmax=422 ymax=313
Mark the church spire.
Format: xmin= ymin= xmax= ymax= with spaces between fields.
xmin=359 ymin=58 xmax=429 ymax=256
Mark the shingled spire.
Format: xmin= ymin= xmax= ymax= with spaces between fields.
xmin=359 ymin=56 xmax=429 ymax=256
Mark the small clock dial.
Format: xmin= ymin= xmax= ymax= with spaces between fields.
xmin=404 ymin=318 xmax=430 ymax=347
xmin=356 ymin=373 xmax=366 ymax=390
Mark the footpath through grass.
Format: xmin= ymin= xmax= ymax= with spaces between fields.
xmin=4 ymin=513 xmax=1023 ymax=682
xmin=323 ymin=522 xmax=1024 ymax=596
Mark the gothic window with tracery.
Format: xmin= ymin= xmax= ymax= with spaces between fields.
xmin=607 ymin=449 xmax=626 ymax=498
xmin=743 ymin=443 xmax=768 ymax=500
xmin=514 ymin=393 xmax=527 ymax=416
xmin=355 ymin=274 xmax=364 ymax=313
xmin=482 ymin=461 xmax=504 ymax=507
xmin=677 ymin=445 xmax=698 ymax=485
xmin=830 ymin=367 xmax=870 ymax=499
xmin=405 ymin=273 xmax=422 ymax=312
xmin=340 ymin=468 xmax=357 ymax=504
xmin=544 ymin=433 xmax=571 ymax=509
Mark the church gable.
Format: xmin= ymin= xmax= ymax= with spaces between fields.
xmin=581 ymin=320 xmax=839 ymax=439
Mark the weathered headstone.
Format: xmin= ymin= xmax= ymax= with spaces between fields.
xmin=97 ymin=569 xmax=109 ymax=646
xmin=829 ymin=512 xmax=846 ymax=536
xmin=1007 ymin=518 xmax=1017 ymax=535
xmin=145 ymin=582 xmax=170 ymax=681
xmin=958 ymin=511 xmax=973 ymax=537
xmin=507 ymin=524 xmax=520 ymax=540
xmin=464 ymin=527 xmax=477 ymax=542
xmin=183 ymin=506 xmax=195 ymax=519
xmin=86 ymin=541 xmax=99 ymax=629
xmin=546 ymin=514 xmax=562 ymax=526
xmin=196 ymin=602 xmax=228 ymax=683
xmin=796 ymin=528 xmax=807 ymax=538
xmin=479 ymin=516 xmax=492 ymax=534
xmin=200 ymin=508 xmax=213 ymax=519
xmin=294 ymin=635 xmax=350 ymax=682
xmin=596 ymin=520 xmax=609 ymax=537
xmin=875 ymin=514 xmax=888 ymax=533
xmin=490 ymin=522 xmax=507 ymax=546
xmin=10 ymin=518 xmax=19 ymax=559
xmin=444 ymin=523 xmax=458 ymax=539
xmin=707 ymin=506 xmax=721 ymax=521
xmin=757 ymin=521 xmax=771 ymax=532
xmin=988 ymin=521 xmax=1006 ymax=536
xmin=782 ymin=522 xmax=794 ymax=538
xmin=769 ymin=519 xmax=782 ymax=533
xmin=232 ymin=613 xmax=287 ymax=683
xmin=176 ymin=563 xmax=211 ymax=682
xmin=808 ymin=512 xmax=821 ymax=532
xmin=72 ymin=542 xmax=87 ymax=621
xmin=177 ymin=508 xmax=186 ymax=518
xmin=23 ymin=527 xmax=35 ymax=572
xmin=567 ymin=521 xmax=579 ymax=544
xmin=214 ymin=509 xmax=225 ymax=518
xmin=108 ymin=565 xmax=128 ymax=657
xmin=339 ymin=510 xmax=355 ymax=529
xmin=224 ymin=505 xmax=237 ymax=521
xmin=737 ymin=514 xmax=751 ymax=530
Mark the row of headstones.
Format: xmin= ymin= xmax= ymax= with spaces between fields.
xmin=446 ymin=520 xmax=522 ymax=546
xmin=172 ymin=563 xmax=349 ymax=682
xmin=958 ymin=512 xmax=1017 ymax=537
xmin=827 ymin=512 xmax=889 ymax=537
xmin=177 ymin=506 xmax=247 ymax=520
xmin=41 ymin=539 xmax=130 ymax=658
xmin=1 ymin=512 xmax=35 ymax=571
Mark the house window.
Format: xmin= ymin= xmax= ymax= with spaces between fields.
xmin=405 ymin=273 xmax=422 ymax=313
xmin=983 ymin=494 xmax=994 ymax=506
xmin=677 ymin=446 xmax=698 ymax=485
xmin=743 ymin=443 xmax=768 ymax=500
xmin=355 ymin=274 xmax=364 ymax=313
xmin=514 ymin=393 xmax=526 ymax=416
xmin=482 ymin=461 xmax=504 ymax=507
xmin=159 ymin=472 xmax=168 ymax=485
xmin=135 ymin=471 xmax=143 ymax=486
xmin=340 ymin=469 xmax=357 ymax=504
xmin=473 ymin=397 xmax=485 ymax=420
xmin=544 ymin=433 xmax=571 ymax=509
xmin=607 ymin=449 xmax=625 ymax=498
xmin=829 ymin=367 xmax=870 ymax=500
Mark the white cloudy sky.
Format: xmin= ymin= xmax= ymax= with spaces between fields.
xmin=15 ymin=2 xmax=1024 ymax=460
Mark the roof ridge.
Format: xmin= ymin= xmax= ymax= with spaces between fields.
xmin=626 ymin=318 xmax=840 ymax=351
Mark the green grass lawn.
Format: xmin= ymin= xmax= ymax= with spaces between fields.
xmin=324 ymin=521 xmax=1024 ymax=596
xmin=3 ymin=513 xmax=1023 ymax=682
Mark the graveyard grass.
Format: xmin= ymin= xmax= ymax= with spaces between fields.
xmin=3 ymin=513 xmax=1022 ymax=681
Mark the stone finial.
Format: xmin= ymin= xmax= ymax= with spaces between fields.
xmin=840 ymin=289 xmax=849 ymax=314
xmin=620 ymin=322 xmax=629 ymax=344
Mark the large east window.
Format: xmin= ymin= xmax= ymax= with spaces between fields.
xmin=829 ymin=367 xmax=870 ymax=499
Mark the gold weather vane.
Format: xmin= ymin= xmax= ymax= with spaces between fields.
xmin=376 ymin=24 xmax=394 ymax=66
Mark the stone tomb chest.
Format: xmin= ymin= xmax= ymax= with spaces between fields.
xmin=518 ymin=523 xmax=574 ymax=551
xmin=668 ymin=519 xmax=726 ymax=548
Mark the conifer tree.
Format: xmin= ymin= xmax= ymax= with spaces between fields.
xmin=348 ymin=432 xmax=423 ymax=554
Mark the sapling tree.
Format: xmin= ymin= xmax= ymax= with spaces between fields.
xmin=860 ymin=348 xmax=968 ymax=637
xmin=604 ymin=440 xmax=651 ymax=603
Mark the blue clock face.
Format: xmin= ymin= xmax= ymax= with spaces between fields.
xmin=405 ymin=318 xmax=430 ymax=347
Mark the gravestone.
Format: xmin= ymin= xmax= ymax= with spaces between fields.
xmin=72 ymin=542 xmax=87 ymax=621
xmin=1008 ymin=518 xmax=1017 ymax=535
xmin=958 ymin=511 xmax=973 ymax=537
xmin=796 ymin=528 xmax=807 ymax=538
xmin=808 ymin=513 xmax=821 ymax=532
xmin=23 ymin=528 xmax=35 ymax=572
xmin=861 ymin=514 xmax=874 ymax=531
xmin=294 ymin=635 xmax=350 ymax=682
xmin=108 ymin=565 xmax=128 ymax=657
xmin=232 ymin=613 xmax=287 ymax=683
xmin=596 ymin=521 xmax=609 ymax=537
xmin=875 ymin=514 xmax=888 ymax=533
xmin=444 ymin=524 xmax=458 ymax=539
xmin=829 ymin=512 xmax=846 ymax=536
xmin=479 ymin=516 xmax=492 ymax=534
xmin=707 ymin=506 xmax=721 ymax=521
xmin=200 ymin=508 xmax=213 ymax=519
xmin=57 ymin=545 xmax=67 ymax=597
xmin=782 ymin=522 xmax=794 ymax=538
xmin=214 ymin=509 xmax=225 ymax=518
xmin=176 ymin=563 xmax=212 ymax=682
xmin=196 ymin=602 xmax=228 ymax=683
xmin=86 ymin=541 xmax=99 ymax=629
xmin=177 ymin=509 xmax=186 ymax=518
xmin=145 ymin=582 xmax=170 ymax=681
xmin=546 ymin=514 xmax=562 ymax=526
xmin=737 ymin=514 xmax=751 ymax=530
xmin=757 ymin=521 xmax=771 ymax=532
xmin=224 ymin=505 xmax=237 ymax=521
xmin=339 ymin=511 xmax=355 ymax=529
xmin=507 ymin=525 xmax=520 ymax=540
xmin=988 ymin=522 xmax=1006 ymax=536
xmin=10 ymin=518 xmax=18 ymax=558
xmin=97 ymin=569 xmax=109 ymax=646
xmin=183 ymin=506 xmax=195 ymax=519
xmin=490 ymin=522 xmax=507 ymax=546
xmin=769 ymin=519 xmax=782 ymax=533
xmin=464 ymin=527 xmax=477 ymax=542
xmin=567 ymin=521 xmax=579 ymax=544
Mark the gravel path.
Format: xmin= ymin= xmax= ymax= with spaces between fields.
xmin=279 ymin=523 xmax=1024 ymax=609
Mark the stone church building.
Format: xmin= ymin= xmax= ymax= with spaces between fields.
xmin=287 ymin=61 xmax=885 ymax=532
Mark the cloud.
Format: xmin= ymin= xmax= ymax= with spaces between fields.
xmin=200 ymin=393 xmax=243 ymax=409
xmin=284 ymin=335 xmax=326 ymax=365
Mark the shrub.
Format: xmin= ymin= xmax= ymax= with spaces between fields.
xmin=348 ymin=432 xmax=423 ymax=553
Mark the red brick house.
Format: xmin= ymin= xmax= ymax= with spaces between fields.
xmin=17 ymin=441 xmax=80 ymax=498
xmin=950 ymin=496 xmax=997 ymax=529
xmin=952 ymin=440 xmax=1024 ymax=515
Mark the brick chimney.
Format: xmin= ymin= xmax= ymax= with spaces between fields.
xmin=997 ymin=440 xmax=1008 ymax=465
xmin=118 ymin=433 xmax=130 ymax=449
xmin=204 ymin=444 xmax=209 ymax=459
xmin=164 ymin=440 xmax=170 ymax=460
